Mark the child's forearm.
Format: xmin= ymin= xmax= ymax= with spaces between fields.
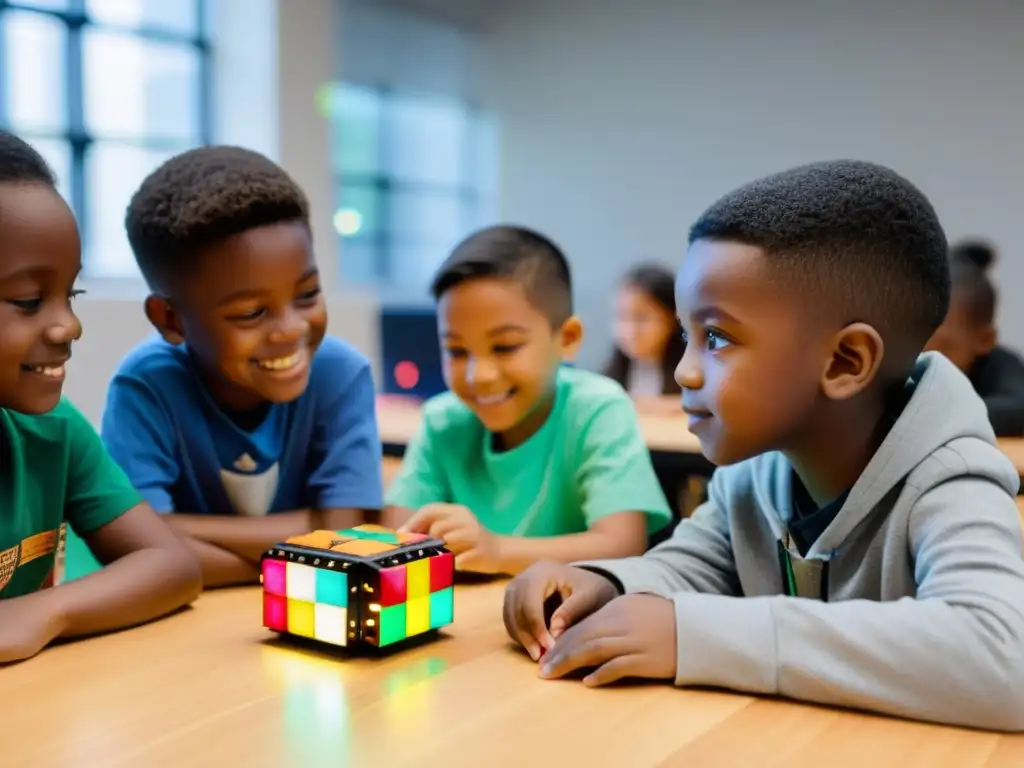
xmin=497 ymin=531 xmax=646 ymax=576
xmin=164 ymin=511 xmax=320 ymax=563
xmin=183 ymin=537 xmax=261 ymax=587
xmin=50 ymin=545 xmax=201 ymax=639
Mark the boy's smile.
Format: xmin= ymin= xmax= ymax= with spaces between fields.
xmin=438 ymin=276 xmax=581 ymax=449
xmin=145 ymin=220 xmax=327 ymax=416
xmin=0 ymin=184 xmax=82 ymax=415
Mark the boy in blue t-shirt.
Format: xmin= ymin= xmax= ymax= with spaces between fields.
xmin=387 ymin=226 xmax=671 ymax=574
xmin=102 ymin=146 xmax=383 ymax=588
xmin=0 ymin=131 xmax=200 ymax=663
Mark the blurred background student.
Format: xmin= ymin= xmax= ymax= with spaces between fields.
xmin=926 ymin=240 xmax=1024 ymax=436
xmin=603 ymin=263 xmax=683 ymax=403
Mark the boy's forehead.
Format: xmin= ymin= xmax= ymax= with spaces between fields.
xmin=676 ymin=240 xmax=773 ymax=314
xmin=438 ymin=276 xmax=548 ymax=333
xmin=179 ymin=222 xmax=315 ymax=301
xmin=0 ymin=185 xmax=80 ymax=280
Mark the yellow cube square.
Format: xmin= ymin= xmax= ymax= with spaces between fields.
xmin=287 ymin=599 xmax=316 ymax=638
xmin=406 ymin=596 xmax=430 ymax=637
xmin=407 ymin=558 xmax=430 ymax=599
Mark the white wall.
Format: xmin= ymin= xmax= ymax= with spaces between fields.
xmin=66 ymin=0 xmax=381 ymax=425
xmin=482 ymin=0 xmax=1024 ymax=370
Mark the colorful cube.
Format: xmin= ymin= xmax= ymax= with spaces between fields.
xmin=259 ymin=524 xmax=455 ymax=650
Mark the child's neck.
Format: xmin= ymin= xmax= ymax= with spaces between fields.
xmin=785 ymin=388 xmax=901 ymax=506
xmin=493 ymin=389 xmax=557 ymax=452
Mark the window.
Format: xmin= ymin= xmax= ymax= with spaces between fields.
xmin=0 ymin=0 xmax=211 ymax=279
xmin=325 ymin=83 xmax=498 ymax=295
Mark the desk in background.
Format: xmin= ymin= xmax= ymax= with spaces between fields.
xmin=3 ymin=581 xmax=1021 ymax=766
xmin=377 ymin=396 xmax=1024 ymax=478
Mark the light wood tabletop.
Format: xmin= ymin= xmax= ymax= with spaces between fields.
xmin=376 ymin=396 xmax=702 ymax=454
xmin=377 ymin=396 xmax=1024 ymax=474
xmin=4 ymin=582 xmax=1021 ymax=767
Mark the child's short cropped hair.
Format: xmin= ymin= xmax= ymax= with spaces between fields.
xmin=124 ymin=146 xmax=309 ymax=291
xmin=430 ymin=225 xmax=573 ymax=326
xmin=689 ymin=159 xmax=950 ymax=359
xmin=0 ymin=131 xmax=56 ymax=186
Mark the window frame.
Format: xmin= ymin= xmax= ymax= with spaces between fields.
xmin=0 ymin=0 xmax=213 ymax=282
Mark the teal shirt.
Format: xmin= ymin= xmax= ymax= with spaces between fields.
xmin=386 ymin=368 xmax=672 ymax=537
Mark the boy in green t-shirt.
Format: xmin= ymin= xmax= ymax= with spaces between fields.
xmin=0 ymin=131 xmax=201 ymax=663
xmin=387 ymin=226 xmax=672 ymax=574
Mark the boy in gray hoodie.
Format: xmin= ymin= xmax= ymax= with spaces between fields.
xmin=502 ymin=160 xmax=1024 ymax=732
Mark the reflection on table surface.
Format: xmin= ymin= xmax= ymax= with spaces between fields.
xmin=3 ymin=580 xmax=1023 ymax=767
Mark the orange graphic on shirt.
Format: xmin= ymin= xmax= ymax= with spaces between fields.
xmin=0 ymin=544 xmax=21 ymax=593
xmin=0 ymin=529 xmax=61 ymax=594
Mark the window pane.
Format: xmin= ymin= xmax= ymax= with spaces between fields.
xmin=390 ymin=191 xmax=466 ymax=244
xmin=86 ymin=0 xmax=199 ymax=35
xmin=1 ymin=11 xmax=66 ymax=132
xmin=389 ymin=243 xmax=449 ymax=290
xmin=82 ymin=30 xmax=201 ymax=140
xmin=472 ymin=113 xmax=500 ymax=197
xmin=338 ymin=239 xmax=380 ymax=287
xmin=10 ymin=0 xmax=69 ymax=9
xmin=328 ymin=84 xmax=381 ymax=176
xmin=386 ymin=94 xmax=466 ymax=186
xmin=334 ymin=182 xmax=382 ymax=240
xmin=26 ymin=137 xmax=72 ymax=204
xmin=84 ymin=142 xmax=186 ymax=278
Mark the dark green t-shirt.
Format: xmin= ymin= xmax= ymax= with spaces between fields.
xmin=0 ymin=398 xmax=142 ymax=598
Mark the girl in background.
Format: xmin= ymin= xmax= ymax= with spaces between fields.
xmin=926 ymin=240 xmax=1024 ymax=436
xmin=603 ymin=263 xmax=684 ymax=397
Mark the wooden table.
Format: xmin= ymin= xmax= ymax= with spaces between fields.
xmin=377 ymin=397 xmax=1024 ymax=476
xmin=4 ymin=583 xmax=1021 ymax=767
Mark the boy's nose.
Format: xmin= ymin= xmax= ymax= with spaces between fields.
xmin=268 ymin=308 xmax=309 ymax=343
xmin=674 ymin=344 xmax=702 ymax=390
xmin=467 ymin=357 xmax=500 ymax=386
xmin=46 ymin=310 xmax=82 ymax=345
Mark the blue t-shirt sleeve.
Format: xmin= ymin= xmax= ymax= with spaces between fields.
xmin=306 ymin=357 xmax=385 ymax=510
xmin=100 ymin=374 xmax=179 ymax=514
xmin=575 ymin=397 xmax=673 ymax=533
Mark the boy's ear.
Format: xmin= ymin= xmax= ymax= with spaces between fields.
xmin=557 ymin=315 xmax=585 ymax=362
xmin=976 ymin=324 xmax=997 ymax=357
xmin=820 ymin=322 xmax=884 ymax=401
xmin=144 ymin=295 xmax=185 ymax=345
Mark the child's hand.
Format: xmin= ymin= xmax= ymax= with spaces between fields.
xmin=401 ymin=504 xmax=503 ymax=574
xmin=503 ymin=562 xmax=620 ymax=661
xmin=0 ymin=590 xmax=66 ymax=664
xmin=538 ymin=593 xmax=677 ymax=686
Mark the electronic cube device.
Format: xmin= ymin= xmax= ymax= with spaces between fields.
xmin=260 ymin=524 xmax=455 ymax=650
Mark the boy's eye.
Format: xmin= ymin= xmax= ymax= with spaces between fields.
xmin=296 ymin=286 xmax=321 ymax=303
xmin=706 ymin=329 xmax=731 ymax=351
xmin=9 ymin=297 xmax=42 ymax=312
xmin=493 ymin=344 xmax=522 ymax=355
xmin=69 ymin=288 xmax=86 ymax=302
xmin=445 ymin=347 xmax=468 ymax=359
xmin=228 ymin=308 xmax=266 ymax=322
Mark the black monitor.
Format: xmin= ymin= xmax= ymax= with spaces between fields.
xmin=378 ymin=306 xmax=446 ymax=400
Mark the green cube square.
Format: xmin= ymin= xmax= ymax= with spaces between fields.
xmin=315 ymin=568 xmax=348 ymax=607
xmin=378 ymin=604 xmax=407 ymax=647
xmin=336 ymin=527 xmax=399 ymax=544
xmin=429 ymin=587 xmax=454 ymax=629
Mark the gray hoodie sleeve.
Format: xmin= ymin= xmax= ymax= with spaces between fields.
xmin=576 ymin=472 xmax=741 ymax=597
xmin=599 ymin=476 xmax=1024 ymax=732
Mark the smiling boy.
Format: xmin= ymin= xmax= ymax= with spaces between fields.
xmin=386 ymin=225 xmax=671 ymax=574
xmin=101 ymin=146 xmax=383 ymax=588
xmin=0 ymin=131 xmax=200 ymax=663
